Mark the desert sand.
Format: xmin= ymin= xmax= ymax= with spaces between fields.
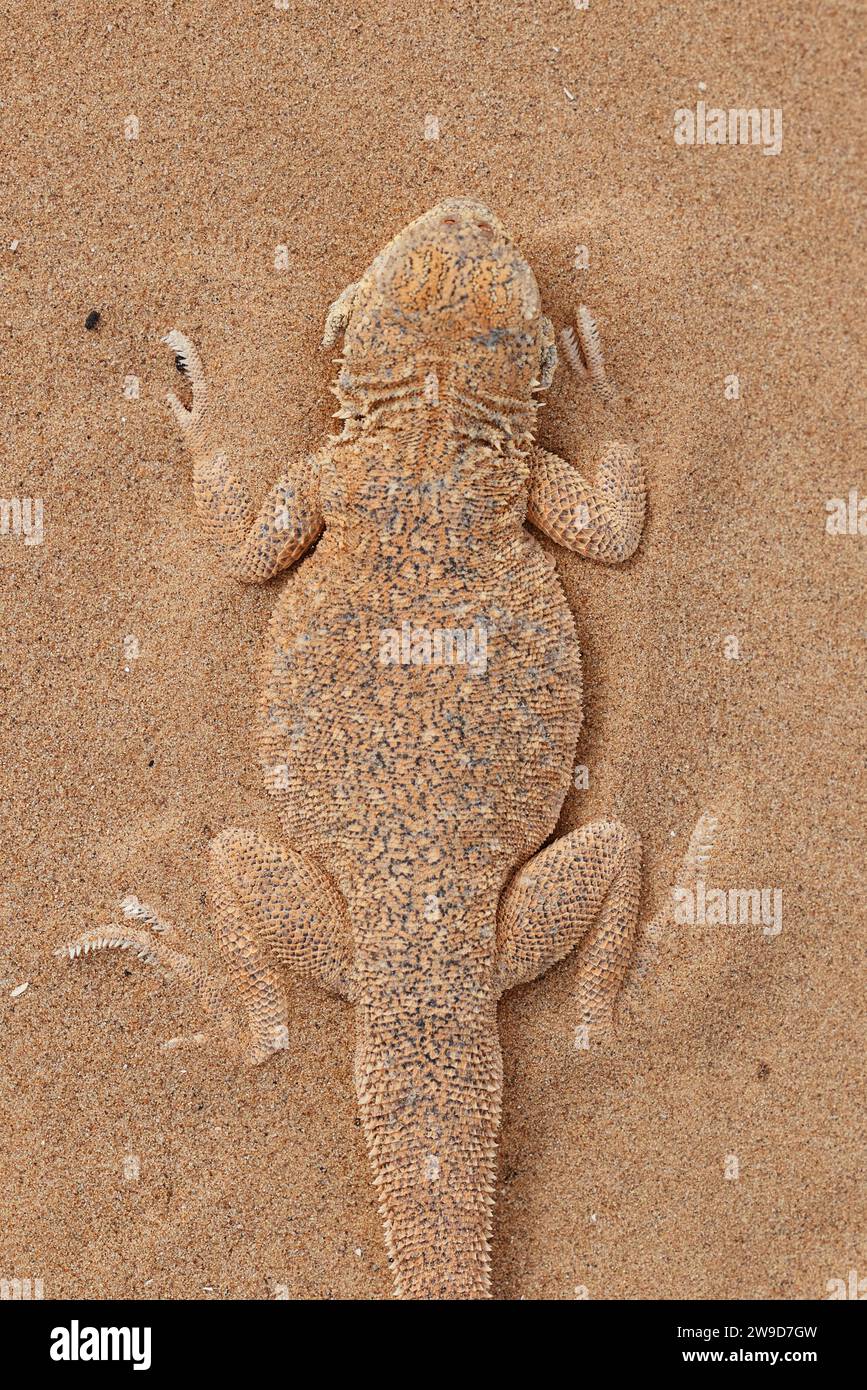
xmin=1 ymin=0 xmax=863 ymax=1299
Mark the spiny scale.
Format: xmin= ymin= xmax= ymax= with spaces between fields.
xmin=59 ymin=199 xmax=721 ymax=1300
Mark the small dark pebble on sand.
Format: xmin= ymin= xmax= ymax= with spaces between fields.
xmin=84 ymin=310 xmax=101 ymax=330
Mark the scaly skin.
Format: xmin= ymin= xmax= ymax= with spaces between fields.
xmin=58 ymin=199 xmax=691 ymax=1300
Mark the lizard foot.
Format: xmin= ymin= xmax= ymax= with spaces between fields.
xmin=627 ymin=807 xmax=723 ymax=987
xmin=55 ymin=895 xmax=234 ymax=1052
xmin=559 ymin=304 xmax=617 ymax=402
xmin=162 ymin=328 xmax=208 ymax=436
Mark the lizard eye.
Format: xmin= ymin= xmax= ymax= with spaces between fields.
xmin=441 ymin=217 xmax=457 ymax=226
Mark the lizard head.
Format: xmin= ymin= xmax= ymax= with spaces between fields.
xmin=372 ymin=198 xmax=541 ymax=329
xmin=325 ymin=199 xmax=556 ymax=394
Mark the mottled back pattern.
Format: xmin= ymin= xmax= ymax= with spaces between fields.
xmin=60 ymin=199 xmax=687 ymax=1299
xmin=279 ymin=200 xmax=582 ymax=1294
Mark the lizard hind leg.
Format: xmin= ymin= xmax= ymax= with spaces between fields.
xmin=496 ymin=820 xmax=642 ymax=1038
xmin=209 ymin=828 xmax=354 ymax=1066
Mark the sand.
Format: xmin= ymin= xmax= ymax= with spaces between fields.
xmin=1 ymin=0 xmax=863 ymax=1299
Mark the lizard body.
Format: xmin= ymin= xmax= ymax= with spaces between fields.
xmin=61 ymin=199 xmax=668 ymax=1299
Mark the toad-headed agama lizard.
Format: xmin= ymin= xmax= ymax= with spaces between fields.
xmin=59 ymin=199 xmax=714 ymax=1299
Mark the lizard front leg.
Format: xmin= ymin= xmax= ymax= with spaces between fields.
xmin=162 ymin=329 xmax=326 ymax=583
xmin=496 ymin=820 xmax=642 ymax=1035
xmin=529 ymin=305 xmax=646 ymax=563
xmin=527 ymin=440 xmax=646 ymax=563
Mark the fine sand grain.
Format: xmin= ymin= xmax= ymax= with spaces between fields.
xmin=1 ymin=0 xmax=863 ymax=1299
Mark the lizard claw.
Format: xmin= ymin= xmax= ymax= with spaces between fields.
xmin=54 ymin=896 xmax=281 ymax=1067
xmin=162 ymin=328 xmax=208 ymax=434
xmin=117 ymin=894 xmax=174 ymax=933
